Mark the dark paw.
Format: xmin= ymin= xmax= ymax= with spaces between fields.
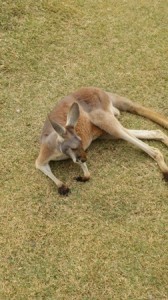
xmin=58 ymin=185 xmax=71 ymax=196
xmin=75 ymin=176 xmax=90 ymax=182
xmin=163 ymin=172 xmax=168 ymax=182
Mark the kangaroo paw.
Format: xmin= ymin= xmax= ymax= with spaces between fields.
xmin=162 ymin=172 xmax=168 ymax=182
xmin=58 ymin=185 xmax=71 ymax=196
xmin=75 ymin=176 xmax=90 ymax=182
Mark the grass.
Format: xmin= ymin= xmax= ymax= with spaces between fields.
xmin=1 ymin=0 xmax=168 ymax=299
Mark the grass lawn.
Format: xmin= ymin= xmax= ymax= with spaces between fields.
xmin=1 ymin=0 xmax=168 ymax=299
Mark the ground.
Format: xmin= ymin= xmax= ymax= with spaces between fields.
xmin=1 ymin=1 xmax=168 ymax=299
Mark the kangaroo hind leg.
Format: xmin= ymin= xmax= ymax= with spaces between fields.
xmin=90 ymin=110 xmax=168 ymax=180
xmin=127 ymin=129 xmax=168 ymax=147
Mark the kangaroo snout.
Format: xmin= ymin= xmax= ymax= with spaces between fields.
xmin=77 ymin=156 xmax=87 ymax=163
xmin=76 ymin=149 xmax=87 ymax=163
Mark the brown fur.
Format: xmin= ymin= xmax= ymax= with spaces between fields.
xmin=37 ymin=144 xmax=54 ymax=165
xmin=36 ymin=87 xmax=168 ymax=195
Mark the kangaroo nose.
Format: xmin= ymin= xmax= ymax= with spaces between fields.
xmin=77 ymin=156 xmax=87 ymax=163
xmin=81 ymin=156 xmax=87 ymax=163
xmin=77 ymin=150 xmax=87 ymax=163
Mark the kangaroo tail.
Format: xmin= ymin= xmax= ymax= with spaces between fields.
xmin=108 ymin=93 xmax=168 ymax=129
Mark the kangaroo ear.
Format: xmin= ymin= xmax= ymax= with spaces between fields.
xmin=66 ymin=102 xmax=80 ymax=127
xmin=48 ymin=115 xmax=66 ymax=137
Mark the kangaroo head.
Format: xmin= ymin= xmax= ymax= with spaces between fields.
xmin=49 ymin=102 xmax=87 ymax=163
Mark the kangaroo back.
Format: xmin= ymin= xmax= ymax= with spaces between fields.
xmin=107 ymin=93 xmax=168 ymax=129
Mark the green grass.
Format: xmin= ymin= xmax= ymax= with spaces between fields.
xmin=1 ymin=0 xmax=168 ymax=299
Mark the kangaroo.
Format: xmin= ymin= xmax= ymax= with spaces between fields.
xmin=36 ymin=87 xmax=168 ymax=195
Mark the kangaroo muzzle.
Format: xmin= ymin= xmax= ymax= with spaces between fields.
xmin=76 ymin=148 xmax=87 ymax=163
